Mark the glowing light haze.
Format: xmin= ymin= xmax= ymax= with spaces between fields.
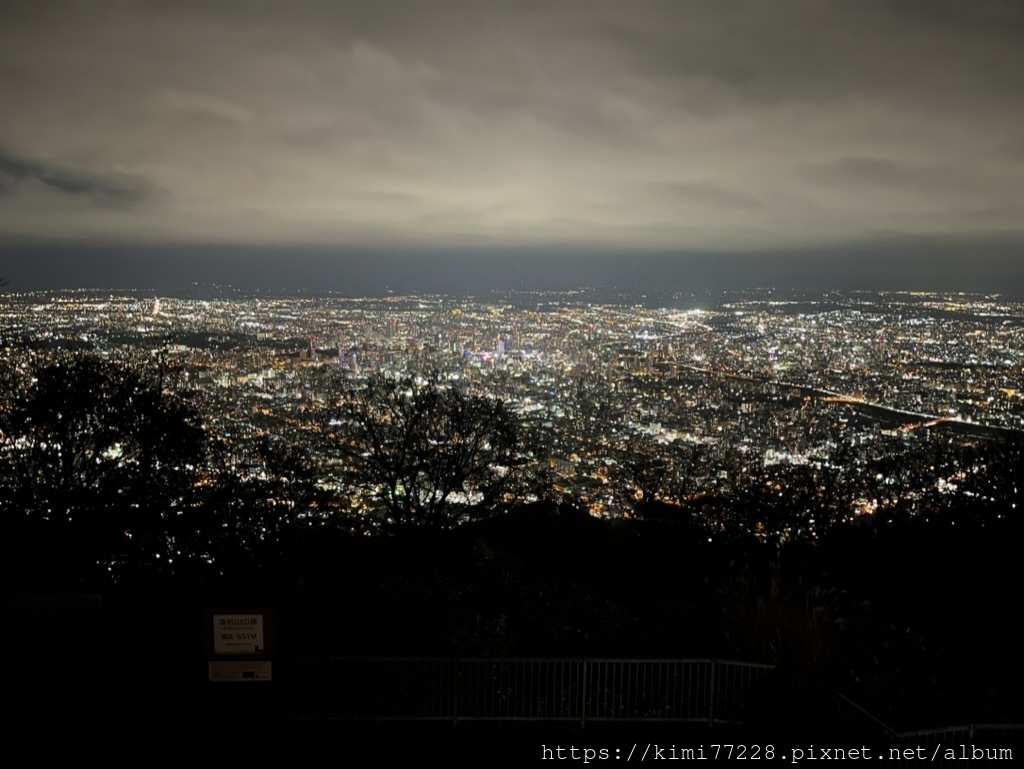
xmin=2 ymin=1 xmax=1023 ymax=289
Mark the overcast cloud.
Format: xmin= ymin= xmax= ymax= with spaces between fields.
xmin=1 ymin=0 xmax=1023 ymax=272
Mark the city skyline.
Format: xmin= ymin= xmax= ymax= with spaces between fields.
xmin=5 ymin=285 xmax=1022 ymax=534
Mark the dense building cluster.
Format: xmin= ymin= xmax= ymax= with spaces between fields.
xmin=1 ymin=288 xmax=1021 ymax=547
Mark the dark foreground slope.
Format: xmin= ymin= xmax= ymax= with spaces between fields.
xmin=4 ymin=504 xmax=1022 ymax=745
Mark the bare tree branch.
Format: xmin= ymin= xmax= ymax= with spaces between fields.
xmin=332 ymin=373 xmax=523 ymax=528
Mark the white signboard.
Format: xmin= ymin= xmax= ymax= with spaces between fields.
xmin=213 ymin=614 xmax=265 ymax=655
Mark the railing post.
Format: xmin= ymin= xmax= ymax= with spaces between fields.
xmin=452 ymin=657 xmax=459 ymax=726
xmin=580 ymin=657 xmax=588 ymax=730
xmin=708 ymin=658 xmax=717 ymax=728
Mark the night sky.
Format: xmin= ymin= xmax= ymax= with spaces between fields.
xmin=2 ymin=1 xmax=1023 ymax=292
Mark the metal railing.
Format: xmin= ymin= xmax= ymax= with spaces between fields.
xmin=285 ymin=657 xmax=774 ymax=726
xmin=94 ymin=652 xmax=1023 ymax=752
xmin=274 ymin=655 xmax=1023 ymax=755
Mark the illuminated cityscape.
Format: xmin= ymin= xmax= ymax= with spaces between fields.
xmin=3 ymin=286 xmax=1021 ymax=542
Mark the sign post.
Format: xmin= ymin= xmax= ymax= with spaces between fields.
xmin=205 ymin=609 xmax=273 ymax=682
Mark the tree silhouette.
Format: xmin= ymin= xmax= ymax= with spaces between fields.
xmin=332 ymin=373 xmax=522 ymax=528
xmin=0 ymin=355 xmax=207 ymax=578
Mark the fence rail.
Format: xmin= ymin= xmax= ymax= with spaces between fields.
xmin=284 ymin=657 xmax=775 ymax=726
xmin=273 ymin=656 xmax=1023 ymax=754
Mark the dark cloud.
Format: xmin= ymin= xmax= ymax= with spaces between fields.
xmin=801 ymin=157 xmax=1023 ymax=195
xmin=0 ymin=148 xmax=156 ymax=207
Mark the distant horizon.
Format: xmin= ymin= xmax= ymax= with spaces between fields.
xmin=3 ymin=237 xmax=1023 ymax=296
xmin=4 ymin=283 xmax=1024 ymax=306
